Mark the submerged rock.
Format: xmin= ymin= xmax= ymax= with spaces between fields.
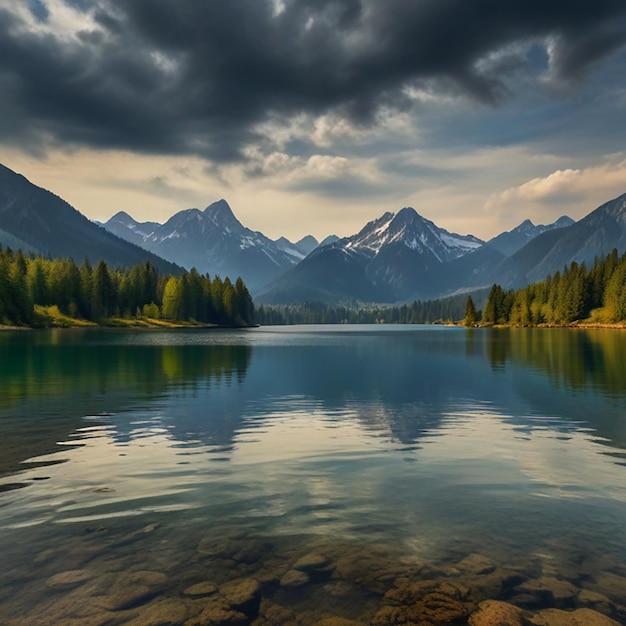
xmin=94 ymin=570 xmax=168 ymax=611
xmin=530 ymin=607 xmax=621 ymax=625
xmin=122 ymin=597 xmax=188 ymax=625
xmin=183 ymin=582 xmax=218 ymax=598
xmin=577 ymin=589 xmax=614 ymax=614
xmin=219 ymin=577 xmax=262 ymax=615
xmin=280 ymin=569 xmax=310 ymax=588
xmin=255 ymin=597 xmax=298 ymax=625
xmin=513 ymin=576 xmax=579 ymax=608
xmin=292 ymin=553 xmax=331 ymax=572
xmin=191 ymin=602 xmax=248 ymax=626
xmin=197 ymin=536 xmax=273 ymax=566
xmin=333 ymin=547 xmax=411 ymax=594
xmin=374 ymin=579 xmax=472 ymax=625
xmin=8 ymin=614 xmax=128 ymax=626
xmin=464 ymin=566 xmax=525 ymax=603
xmin=457 ymin=554 xmax=497 ymax=576
xmin=372 ymin=594 xmax=469 ymax=625
xmin=188 ymin=577 xmax=264 ymax=625
xmin=591 ymin=572 xmax=626 ymax=604
xmin=468 ymin=600 xmax=531 ymax=626
xmin=45 ymin=569 xmax=94 ymax=589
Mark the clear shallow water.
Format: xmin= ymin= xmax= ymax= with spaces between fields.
xmin=0 ymin=325 xmax=625 ymax=624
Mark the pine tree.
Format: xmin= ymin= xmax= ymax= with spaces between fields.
xmin=91 ymin=260 xmax=114 ymax=319
xmin=235 ymin=277 xmax=254 ymax=325
xmin=27 ymin=257 xmax=48 ymax=305
xmin=605 ymin=263 xmax=626 ymax=321
xmin=211 ymin=276 xmax=224 ymax=324
xmin=484 ymin=284 xmax=505 ymax=325
xmin=161 ymin=276 xmax=185 ymax=320
xmin=464 ymin=296 xmax=477 ymax=327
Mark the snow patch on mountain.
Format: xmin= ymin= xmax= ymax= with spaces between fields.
xmin=342 ymin=207 xmax=483 ymax=262
xmin=102 ymin=199 xmax=332 ymax=292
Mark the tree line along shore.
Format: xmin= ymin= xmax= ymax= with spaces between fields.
xmin=2 ymin=246 xmax=625 ymax=330
xmin=0 ymin=246 xmax=255 ymax=328
xmin=474 ymin=248 xmax=626 ymax=327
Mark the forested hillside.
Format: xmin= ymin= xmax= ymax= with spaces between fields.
xmin=256 ymin=291 xmax=485 ymax=325
xmin=482 ymin=249 xmax=626 ymax=325
xmin=0 ymin=246 xmax=254 ymax=327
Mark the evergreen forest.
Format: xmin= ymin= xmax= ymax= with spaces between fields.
xmin=0 ymin=246 xmax=255 ymax=327
xmin=3 ymin=244 xmax=626 ymax=329
xmin=258 ymin=249 xmax=626 ymax=327
xmin=256 ymin=291 xmax=484 ymax=326
xmin=482 ymin=249 xmax=626 ymax=325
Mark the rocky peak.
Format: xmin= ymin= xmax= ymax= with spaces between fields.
xmin=204 ymin=199 xmax=241 ymax=229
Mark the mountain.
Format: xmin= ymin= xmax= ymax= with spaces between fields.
xmin=439 ymin=218 xmax=576 ymax=295
xmin=487 ymin=216 xmax=574 ymax=257
xmin=496 ymin=192 xmax=626 ymax=287
xmin=258 ymin=207 xmax=484 ymax=304
xmin=0 ymin=164 xmax=179 ymax=272
xmin=274 ymin=236 xmax=314 ymax=261
xmin=318 ymin=234 xmax=340 ymax=248
xmin=273 ymin=234 xmax=339 ymax=259
xmin=259 ymin=193 xmax=626 ymax=305
xmin=104 ymin=211 xmax=160 ymax=247
xmin=294 ymin=235 xmax=319 ymax=256
xmin=104 ymin=199 xmax=308 ymax=292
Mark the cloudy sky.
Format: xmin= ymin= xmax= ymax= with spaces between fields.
xmin=1 ymin=0 xmax=626 ymax=241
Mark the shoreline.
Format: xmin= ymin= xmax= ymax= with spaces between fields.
xmin=466 ymin=322 xmax=626 ymax=330
xmin=3 ymin=319 xmax=626 ymax=331
xmin=0 ymin=322 xmax=258 ymax=331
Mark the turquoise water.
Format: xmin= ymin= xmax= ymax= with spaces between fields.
xmin=0 ymin=326 xmax=625 ymax=624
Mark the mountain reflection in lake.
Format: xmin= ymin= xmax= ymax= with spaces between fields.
xmin=0 ymin=326 xmax=625 ymax=625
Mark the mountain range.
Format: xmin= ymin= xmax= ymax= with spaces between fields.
xmin=492 ymin=193 xmax=626 ymax=288
xmin=256 ymin=208 xmax=485 ymax=303
xmin=1 ymin=162 xmax=625 ymax=306
xmin=486 ymin=216 xmax=575 ymax=257
xmin=103 ymin=202 xmax=338 ymax=292
xmin=260 ymin=195 xmax=626 ymax=304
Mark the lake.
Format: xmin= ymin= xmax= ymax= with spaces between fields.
xmin=0 ymin=325 xmax=625 ymax=625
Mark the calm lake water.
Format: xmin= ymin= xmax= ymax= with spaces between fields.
xmin=0 ymin=325 xmax=625 ymax=625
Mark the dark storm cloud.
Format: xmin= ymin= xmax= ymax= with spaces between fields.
xmin=1 ymin=0 xmax=625 ymax=161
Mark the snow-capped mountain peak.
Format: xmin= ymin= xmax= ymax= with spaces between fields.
xmin=344 ymin=207 xmax=482 ymax=262
xmin=103 ymin=211 xmax=161 ymax=244
xmin=102 ymin=199 xmax=314 ymax=292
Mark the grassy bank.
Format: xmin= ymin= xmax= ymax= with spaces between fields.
xmin=21 ymin=305 xmax=224 ymax=329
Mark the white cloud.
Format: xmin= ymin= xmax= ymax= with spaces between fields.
xmin=1 ymin=0 xmax=99 ymax=41
xmin=485 ymin=155 xmax=626 ymax=225
xmin=254 ymin=108 xmax=415 ymax=153
xmin=310 ymin=114 xmax=365 ymax=148
xmin=238 ymin=143 xmax=383 ymax=189
xmin=403 ymin=85 xmax=459 ymax=106
xmin=270 ymin=0 xmax=286 ymax=18
xmin=493 ymin=157 xmax=626 ymax=202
